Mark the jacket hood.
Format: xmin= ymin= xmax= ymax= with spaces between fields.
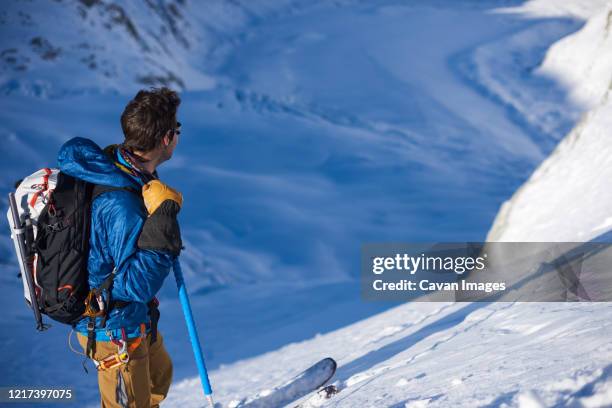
xmin=57 ymin=137 xmax=138 ymax=188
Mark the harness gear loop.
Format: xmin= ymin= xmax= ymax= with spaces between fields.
xmin=82 ymin=269 xmax=120 ymax=359
xmin=83 ymin=290 xmax=105 ymax=318
xmin=92 ymin=323 xmax=146 ymax=372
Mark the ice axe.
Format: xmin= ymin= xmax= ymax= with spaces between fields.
xmin=8 ymin=192 xmax=48 ymax=331
xmin=141 ymin=180 xmax=214 ymax=406
xmin=173 ymin=258 xmax=214 ymax=407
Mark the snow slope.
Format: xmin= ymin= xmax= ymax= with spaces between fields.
xmin=0 ymin=0 xmax=322 ymax=97
xmin=1 ymin=0 xmax=212 ymax=97
xmin=1 ymin=0 xmax=573 ymax=287
xmin=165 ymin=1 xmax=612 ymax=407
xmin=1 ymin=0 xmax=610 ymax=407
xmin=488 ymin=1 xmax=612 ymax=242
xmin=537 ymin=5 xmax=612 ymax=107
xmin=167 ymin=302 xmax=612 ymax=408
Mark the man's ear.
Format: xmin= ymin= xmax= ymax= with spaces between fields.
xmin=162 ymin=132 xmax=171 ymax=147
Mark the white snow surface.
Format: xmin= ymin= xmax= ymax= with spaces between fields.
xmin=168 ymin=302 xmax=612 ymax=408
xmin=1 ymin=0 xmax=611 ymax=407
xmin=503 ymin=0 xmax=611 ymax=20
xmin=536 ymin=4 xmax=612 ymax=108
xmin=0 ymin=0 xmax=318 ymax=97
xmin=487 ymin=94 xmax=612 ymax=242
xmin=488 ymin=1 xmax=612 ymax=242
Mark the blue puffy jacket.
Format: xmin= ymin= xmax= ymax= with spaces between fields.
xmin=58 ymin=137 xmax=174 ymax=340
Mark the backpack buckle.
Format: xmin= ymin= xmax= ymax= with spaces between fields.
xmin=45 ymin=222 xmax=63 ymax=232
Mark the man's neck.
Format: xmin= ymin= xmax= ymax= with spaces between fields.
xmin=131 ymin=149 xmax=161 ymax=174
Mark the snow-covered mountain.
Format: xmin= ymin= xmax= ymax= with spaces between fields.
xmin=165 ymin=2 xmax=612 ymax=407
xmin=488 ymin=1 xmax=612 ymax=242
xmin=0 ymin=0 xmax=319 ymax=97
xmin=2 ymin=0 xmax=576 ymax=288
xmin=1 ymin=0 xmax=611 ymax=407
xmin=2 ymin=0 xmax=200 ymax=96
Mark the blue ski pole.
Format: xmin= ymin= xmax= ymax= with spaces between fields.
xmin=173 ymin=258 xmax=214 ymax=407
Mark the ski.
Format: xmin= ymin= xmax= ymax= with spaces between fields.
xmin=233 ymin=357 xmax=337 ymax=408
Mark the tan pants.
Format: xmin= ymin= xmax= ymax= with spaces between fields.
xmin=78 ymin=331 xmax=173 ymax=408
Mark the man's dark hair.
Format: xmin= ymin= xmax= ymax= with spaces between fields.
xmin=120 ymin=87 xmax=181 ymax=152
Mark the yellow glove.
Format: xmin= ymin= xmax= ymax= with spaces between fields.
xmin=142 ymin=180 xmax=183 ymax=215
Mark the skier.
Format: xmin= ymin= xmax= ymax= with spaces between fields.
xmin=60 ymin=87 xmax=183 ymax=407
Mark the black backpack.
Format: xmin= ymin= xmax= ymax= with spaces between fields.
xmin=9 ymin=169 xmax=136 ymax=327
